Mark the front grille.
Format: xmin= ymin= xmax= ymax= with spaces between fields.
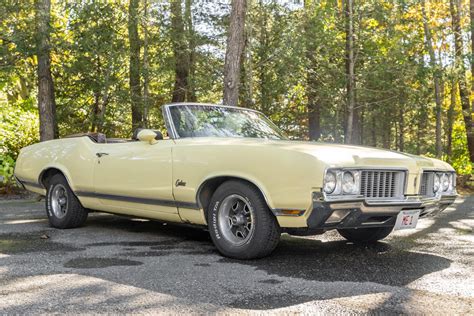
xmin=360 ymin=170 xmax=404 ymax=199
xmin=419 ymin=172 xmax=435 ymax=197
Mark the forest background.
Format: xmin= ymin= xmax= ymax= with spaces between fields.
xmin=1 ymin=0 xmax=474 ymax=190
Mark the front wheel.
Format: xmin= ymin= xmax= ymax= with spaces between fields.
xmin=207 ymin=180 xmax=281 ymax=259
xmin=337 ymin=226 xmax=393 ymax=243
xmin=46 ymin=174 xmax=88 ymax=229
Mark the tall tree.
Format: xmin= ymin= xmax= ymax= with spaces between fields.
xmin=446 ymin=81 xmax=457 ymax=159
xmin=223 ymin=0 xmax=247 ymax=107
xmin=171 ymin=0 xmax=189 ymax=103
xmin=185 ymin=0 xmax=197 ymax=102
xmin=470 ymin=0 xmax=474 ymax=161
xmin=143 ymin=0 xmax=150 ymax=128
xmin=344 ymin=0 xmax=358 ymax=144
xmin=35 ymin=0 xmax=57 ymax=141
xmin=304 ymin=0 xmax=321 ymax=141
xmin=128 ymin=0 xmax=143 ymax=130
xmin=450 ymin=0 xmax=474 ymax=162
xmin=472 ymin=0 xmax=474 ymax=110
xmin=421 ymin=0 xmax=443 ymax=158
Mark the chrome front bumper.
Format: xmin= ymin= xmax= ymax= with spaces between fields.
xmin=305 ymin=192 xmax=457 ymax=231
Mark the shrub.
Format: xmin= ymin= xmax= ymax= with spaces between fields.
xmin=0 ymin=99 xmax=39 ymax=189
xmin=0 ymin=154 xmax=15 ymax=187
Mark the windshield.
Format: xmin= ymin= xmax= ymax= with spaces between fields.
xmin=168 ymin=104 xmax=287 ymax=140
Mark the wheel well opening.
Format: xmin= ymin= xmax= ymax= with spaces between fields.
xmin=197 ymin=176 xmax=270 ymax=218
xmin=39 ymin=168 xmax=64 ymax=188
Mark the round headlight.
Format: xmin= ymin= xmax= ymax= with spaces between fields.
xmin=324 ymin=171 xmax=337 ymax=194
xmin=342 ymin=171 xmax=355 ymax=194
xmin=433 ymin=174 xmax=440 ymax=193
xmin=441 ymin=173 xmax=449 ymax=191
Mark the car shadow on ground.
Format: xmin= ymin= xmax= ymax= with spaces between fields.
xmin=2 ymin=198 xmax=471 ymax=311
xmin=58 ymin=213 xmax=453 ymax=309
xmin=221 ymin=236 xmax=450 ymax=287
xmin=83 ymin=211 xmax=453 ymax=282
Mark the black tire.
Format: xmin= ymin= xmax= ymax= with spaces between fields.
xmin=207 ymin=180 xmax=281 ymax=259
xmin=45 ymin=174 xmax=88 ymax=229
xmin=337 ymin=226 xmax=393 ymax=243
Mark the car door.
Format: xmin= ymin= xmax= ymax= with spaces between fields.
xmin=92 ymin=140 xmax=178 ymax=219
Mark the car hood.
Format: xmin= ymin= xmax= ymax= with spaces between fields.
xmin=262 ymin=139 xmax=453 ymax=171
xmin=177 ymin=137 xmax=454 ymax=172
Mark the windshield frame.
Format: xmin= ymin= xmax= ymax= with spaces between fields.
xmin=162 ymin=103 xmax=287 ymax=140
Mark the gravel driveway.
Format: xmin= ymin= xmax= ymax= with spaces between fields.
xmin=0 ymin=196 xmax=473 ymax=314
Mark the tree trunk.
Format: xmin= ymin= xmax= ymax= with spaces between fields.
xmin=421 ymin=0 xmax=443 ymax=158
xmin=371 ymin=114 xmax=376 ymax=147
xmin=90 ymin=55 xmax=111 ymax=133
xmin=35 ymin=0 xmax=57 ymax=141
xmin=239 ymin=20 xmax=252 ymax=108
xmin=451 ymin=0 xmax=474 ymax=162
xmin=446 ymin=81 xmax=456 ymax=160
xmin=304 ymin=0 xmax=321 ymax=141
xmin=382 ymin=117 xmax=391 ymax=149
xmin=171 ymin=0 xmax=189 ymax=103
xmin=257 ymin=0 xmax=270 ymax=114
xmin=471 ymin=0 xmax=474 ymax=112
xmin=143 ymin=0 xmax=149 ymax=128
xmin=306 ymin=73 xmax=321 ymax=141
xmin=128 ymin=0 xmax=143 ymax=130
xmin=344 ymin=0 xmax=357 ymax=144
xmin=185 ymin=0 xmax=197 ymax=102
xmin=469 ymin=0 xmax=474 ymax=162
xmin=398 ymin=107 xmax=405 ymax=152
xmin=223 ymin=0 xmax=247 ymax=107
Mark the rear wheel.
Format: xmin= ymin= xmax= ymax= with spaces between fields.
xmin=337 ymin=226 xmax=393 ymax=243
xmin=207 ymin=180 xmax=281 ymax=259
xmin=46 ymin=174 xmax=88 ymax=228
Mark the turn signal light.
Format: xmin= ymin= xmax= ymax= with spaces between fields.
xmin=281 ymin=210 xmax=304 ymax=216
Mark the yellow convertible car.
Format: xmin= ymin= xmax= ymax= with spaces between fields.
xmin=14 ymin=103 xmax=457 ymax=259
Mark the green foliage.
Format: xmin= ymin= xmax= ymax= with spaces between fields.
xmin=0 ymin=0 xmax=472 ymax=178
xmin=0 ymin=154 xmax=15 ymax=186
xmin=448 ymin=122 xmax=473 ymax=175
xmin=0 ymin=100 xmax=39 ymax=160
xmin=0 ymin=97 xmax=38 ymax=188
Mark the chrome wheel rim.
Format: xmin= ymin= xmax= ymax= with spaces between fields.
xmin=217 ymin=194 xmax=255 ymax=246
xmin=51 ymin=184 xmax=68 ymax=219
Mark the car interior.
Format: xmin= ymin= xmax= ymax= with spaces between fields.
xmin=64 ymin=128 xmax=164 ymax=144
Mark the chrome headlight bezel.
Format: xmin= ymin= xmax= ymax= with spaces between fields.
xmin=433 ymin=173 xmax=440 ymax=193
xmin=342 ymin=171 xmax=357 ymax=194
xmin=440 ymin=173 xmax=450 ymax=192
xmin=423 ymin=170 xmax=457 ymax=196
xmin=323 ymin=169 xmax=361 ymax=197
xmin=323 ymin=171 xmax=337 ymax=194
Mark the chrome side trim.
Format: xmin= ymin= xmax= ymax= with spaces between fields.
xmin=75 ymin=191 xmax=200 ymax=210
xmin=14 ymin=176 xmax=26 ymax=189
xmin=16 ymin=177 xmax=42 ymax=189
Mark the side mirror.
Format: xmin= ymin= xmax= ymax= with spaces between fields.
xmin=137 ymin=129 xmax=158 ymax=145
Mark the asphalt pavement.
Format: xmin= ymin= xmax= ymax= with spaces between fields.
xmin=0 ymin=196 xmax=473 ymax=314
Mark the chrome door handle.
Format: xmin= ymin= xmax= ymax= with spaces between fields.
xmin=96 ymin=152 xmax=109 ymax=158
